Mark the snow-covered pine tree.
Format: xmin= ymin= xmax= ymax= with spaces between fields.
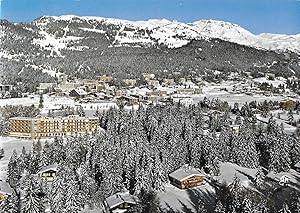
xmin=279 ymin=203 xmax=291 ymax=213
xmin=63 ymin=179 xmax=83 ymax=213
xmin=269 ymin=135 xmax=291 ymax=173
xmin=7 ymin=150 xmax=21 ymax=189
xmin=230 ymin=125 xmax=259 ymax=169
xmin=288 ymin=110 xmax=294 ymax=125
xmin=0 ymin=191 xmax=20 ymax=213
xmin=76 ymin=106 xmax=85 ymax=117
xmin=254 ymin=167 xmax=266 ymax=188
xmin=214 ymin=200 xmax=226 ymax=213
xmin=40 ymin=140 xmax=53 ymax=167
xmin=21 ymin=174 xmax=45 ymax=213
xmin=0 ymin=148 xmax=4 ymax=160
xmin=197 ymin=200 xmax=207 ymax=213
xmin=229 ymin=175 xmax=243 ymax=212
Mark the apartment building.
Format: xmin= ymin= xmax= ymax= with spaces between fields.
xmin=9 ymin=115 xmax=98 ymax=139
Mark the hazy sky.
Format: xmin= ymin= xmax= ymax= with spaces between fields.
xmin=1 ymin=0 xmax=300 ymax=34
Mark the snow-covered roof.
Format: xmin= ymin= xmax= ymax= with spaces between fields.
xmin=38 ymin=164 xmax=58 ymax=174
xmin=295 ymin=161 xmax=300 ymax=168
xmin=71 ymin=88 xmax=88 ymax=96
xmin=105 ymin=192 xmax=138 ymax=210
xmin=0 ymin=181 xmax=13 ymax=195
xmin=169 ymin=166 xmax=205 ymax=181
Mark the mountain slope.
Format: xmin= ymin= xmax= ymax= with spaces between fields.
xmin=0 ymin=16 xmax=299 ymax=92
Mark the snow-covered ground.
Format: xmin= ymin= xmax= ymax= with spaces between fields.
xmin=194 ymin=83 xmax=287 ymax=107
xmin=216 ymin=162 xmax=257 ymax=187
xmin=159 ymin=183 xmax=216 ymax=213
xmin=0 ymin=137 xmax=33 ymax=181
xmin=252 ymin=77 xmax=286 ymax=88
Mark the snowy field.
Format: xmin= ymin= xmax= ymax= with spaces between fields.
xmin=0 ymin=137 xmax=34 ymax=181
xmin=159 ymin=183 xmax=216 ymax=212
xmin=0 ymin=95 xmax=75 ymax=109
xmin=194 ymin=83 xmax=288 ymax=106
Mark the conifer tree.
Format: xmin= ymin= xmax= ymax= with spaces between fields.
xmin=7 ymin=150 xmax=21 ymax=189
xmin=279 ymin=203 xmax=291 ymax=213
xmin=0 ymin=191 xmax=20 ymax=213
xmin=21 ymin=174 xmax=45 ymax=213
xmin=214 ymin=200 xmax=226 ymax=213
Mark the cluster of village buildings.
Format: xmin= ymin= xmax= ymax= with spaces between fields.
xmin=1 ymin=72 xmax=300 ymax=212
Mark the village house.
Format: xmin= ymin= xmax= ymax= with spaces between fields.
xmin=104 ymin=192 xmax=139 ymax=213
xmin=163 ymin=78 xmax=175 ymax=86
xmin=0 ymin=84 xmax=13 ymax=92
xmin=69 ymin=88 xmax=88 ymax=99
xmin=179 ymin=78 xmax=186 ymax=84
xmin=80 ymin=79 xmax=109 ymax=94
xmin=142 ymin=73 xmax=155 ymax=81
xmin=280 ymin=99 xmax=296 ymax=110
xmin=172 ymin=95 xmax=193 ymax=107
xmin=115 ymin=89 xmax=127 ymax=97
xmin=97 ymin=75 xmax=113 ymax=83
xmin=147 ymin=79 xmax=160 ymax=88
xmin=0 ymin=181 xmax=13 ymax=202
xmin=78 ymin=101 xmax=118 ymax=112
xmin=169 ymin=166 xmax=206 ymax=189
xmin=37 ymin=83 xmax=57 ymax=94
xmin=118 ymin=95 xmax=139 ymax=105
xmin=38 ymin=164 xmax=58 ymax=183
xmin=230 ymin=124 xmax=241 ymax=134
xmin=123 ymin=79 xmax=137 ymax=87
xmin=146 ymin=90 xmax=168 ymax=97
xmin=265 ymin=73 xmax=276 ymax=80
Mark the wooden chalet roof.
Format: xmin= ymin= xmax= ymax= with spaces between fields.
xmin=38 ymin=164 xmax=58 ymax=174
xmin=169 ymin=166 xmax=205 ymax=181
xmin=105 ymin=192 xmax=138 ymax=209
xmin=295 ymin=161 xmax=300 ymax=168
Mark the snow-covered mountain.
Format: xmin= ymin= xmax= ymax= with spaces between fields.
xmin=0 ymin=15 xmax=300 ymax=91
xmin=33 ymin=15 xmax=300 ymax=52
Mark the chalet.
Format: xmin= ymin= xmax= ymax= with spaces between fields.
xmin=280 ymin=99 xmax=296 ymax=110
xmin=146 ymin=90 xmax=168 ymax=97
xmin=37 ymin=83 xmax=57 ymax=94
xmin=69 ymin=88 xmax=88 ymax=98
xmin=172 ymin=95 xmax=193 ymax=107
xmin=0 ymin=84 xmax=13 ymax=92
xmin=176 ymin=87 xmax=201 ymax=95
xmin=78 ymin=101 xmax=118 ymax=112
xmin=265 ymin=73 xmax=276 ymax=80
xmin=97 ymin=75 xmax=113 ymax=83
xmin=0 ymin=181 xmax=13 ymax=201
xmin=148 ymin=80 xmax=160 ymax=88
xmin=38 ymin=164 xmax=58 ymax=182
xmin=179 ymin=78 xmax=186 ymax=84
xmin=104 ymin=192 xmax=139 ymax=213
xmin=163 ymin=78 xmax=175 ymax=86
xmin=294 ymin=162 xmax=300 ymax=172
xmin=118 ymin=96 xmax=139 ymax=105
xmin=123 ymin=79 xmax=137 ymax=87
xmin=81 ymin=80 xmax=108 ymax=93
xmin=142 ymin=73 xmax=155 ymax=81
xmin=230 ymin=124 xmax=240 ymax=134
xmin=169 ymin=166 xmax=206 ymax=189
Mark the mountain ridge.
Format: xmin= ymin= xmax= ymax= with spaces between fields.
xmin=32 ymin=15 xmax=300 ymax=53
xmin=0 ymin=15 xmax=300 ymax=93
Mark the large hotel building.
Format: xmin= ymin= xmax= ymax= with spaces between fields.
xmin=9 ymin=115 xmax=98 ymax=139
